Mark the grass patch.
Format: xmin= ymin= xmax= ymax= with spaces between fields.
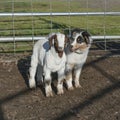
xmin=0 ymin=0 xmax=120 ymax=53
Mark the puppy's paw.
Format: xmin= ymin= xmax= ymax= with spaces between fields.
xmin=75 ymin=84 xmax=82 ymax=88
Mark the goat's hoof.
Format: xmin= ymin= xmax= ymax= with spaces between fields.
xmin=46 ymin=91 xmax=53 ymax=97
xmin=57 ymin=90 xmax=64 ymax=95
xmin=29 ymin=80 xmax=36 ymax=89
xmin=68 ymin=86 xmax=74 ymax=91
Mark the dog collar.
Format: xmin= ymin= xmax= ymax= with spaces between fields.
xmin=74 ymin=51 xmax=83 ymax=54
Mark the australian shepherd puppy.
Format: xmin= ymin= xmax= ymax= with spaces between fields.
xmin=65 ymin=28 xmax=92 ymax=90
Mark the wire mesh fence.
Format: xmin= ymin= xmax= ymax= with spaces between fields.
xmin=0 ymin=0 xmax=120 ymax=54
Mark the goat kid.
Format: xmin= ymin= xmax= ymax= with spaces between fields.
xmin=29 ymin=33 xmax=68 ymax=97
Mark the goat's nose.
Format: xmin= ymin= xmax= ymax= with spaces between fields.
xmin=58 ymin=47 xmax=63 ymax=51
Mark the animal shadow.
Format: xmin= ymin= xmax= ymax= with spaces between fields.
xmin=17 ymin=56 xmax=31 ymax=87
xmin=17 ymin=56 xmax=58 ymax=96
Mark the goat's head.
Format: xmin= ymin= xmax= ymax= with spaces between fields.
xmin=49 ymin=33 xmax=68 ymax=57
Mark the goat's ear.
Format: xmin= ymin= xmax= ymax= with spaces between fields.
xmin=49 ymin=34 xmax=57 ymax=48
xmin=65 ymin=35 xmax=70 ymax=46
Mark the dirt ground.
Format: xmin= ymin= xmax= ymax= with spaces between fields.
xmin=0 ymin=50 xmax=120 ymax=120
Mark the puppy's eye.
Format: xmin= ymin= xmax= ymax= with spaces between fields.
xmin=77 ymin=36 xmax=83 ymax=43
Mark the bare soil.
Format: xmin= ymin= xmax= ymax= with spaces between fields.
xmin=0 ymin=50 xmax=120 ymax=120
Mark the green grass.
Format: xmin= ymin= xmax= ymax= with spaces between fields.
xmin=0 ymin=0 xmax=120 ymax=53
xmin=0 ymin=16 xmax=119 ymax=36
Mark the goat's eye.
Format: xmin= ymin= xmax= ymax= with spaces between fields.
xmin=77 ymin=36 xmax=83 ymax=43
xmin=54 ymin=40 xmax=58 ymax=44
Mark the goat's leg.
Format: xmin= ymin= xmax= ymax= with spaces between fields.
xmin=29 ymin=55 xmax=38 ymax=88
xmin=44 ymin=70 xmax=53 ymax=97
xmin=57 ymin=68 xmax=65 ymax=95
xmin=65 ymin=64 xmax=74 ymax=90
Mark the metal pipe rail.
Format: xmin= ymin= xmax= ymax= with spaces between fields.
xmin=0 ymin=12 xmax=120 ymax=17
xmin=0 ymin=12 xmax=119 ymax=42
xmin=0 ymin=36 xmax=120 ymax=42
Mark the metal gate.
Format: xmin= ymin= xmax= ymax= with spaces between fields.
xmin=0 ymin=0 xmax=120 ymax=53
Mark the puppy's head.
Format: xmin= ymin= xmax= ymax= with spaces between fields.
xmin=69 ymin=29 xmax=92 ymax=52
xmin=49 ymin=33 xmax=68 ymax=57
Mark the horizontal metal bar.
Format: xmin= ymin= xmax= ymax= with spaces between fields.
xmin=0 ymin=12 xmax=120 ymax=17
xmin=92 ymin=36 xmax=120 ymax=40
xmin=0 ymin=36 xmax=120 ymax=42
xmin=0 ymin=37 xmax=45 ymax=42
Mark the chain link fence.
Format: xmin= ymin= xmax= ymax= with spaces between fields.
xmin=0 ymin=0 xmax=120 ymax=54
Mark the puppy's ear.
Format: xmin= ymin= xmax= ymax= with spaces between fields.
xmin=72 ymin=32 xmax=77 ymax=38
xmin=82 ymin=31 xmax=91 ymax=44
xmin=49 ymin=34 xmax=57 ymax=48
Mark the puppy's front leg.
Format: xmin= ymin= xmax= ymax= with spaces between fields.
xmin=44 ymin=70 xmax=53 ymax=97
xmin=65 ymin=64 xmax=74 ymax=90
xmin=74 ymin=67 xmax=82 ymax=88
xmin=65 ymin=69 xmax=74 ymax=91
xmin=57 ymin=68 xmax=65 ymax=95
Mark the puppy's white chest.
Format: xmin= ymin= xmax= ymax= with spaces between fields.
xmin=67 ymin=51 xmax=88 ymax=65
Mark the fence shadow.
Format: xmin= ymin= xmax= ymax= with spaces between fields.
xmin=0 ymin=88 xmax=31 ymax=120
xmin=54 ymin=52 xmax=120 ymax=120
xmin=54 ymin=81 xmax=120 ymax=120
xmin=0 ymin=51 xmax=119 ymax=120
xmin=92 ymin=41 xmax=120 ymax=51
xmin=0 ymin=107 xmax=4 ymax=120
